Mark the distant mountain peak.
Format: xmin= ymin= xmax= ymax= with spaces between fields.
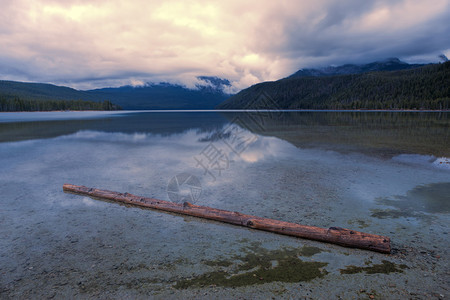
xmin=195 ymin=76 xmax=231 ymax=94
xmin=380 ymin=57 xmax=403 ymax=63
xmin=288 ymin=58 xmax=424 ymax=78
xmin=197 ymin=76 xmax=231 ymax=86
xmin=438 ymin=54 xmax=449 ymax=62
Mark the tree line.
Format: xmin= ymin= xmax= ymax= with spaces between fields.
xmin=0 ymin=97 xmax=122 ymax=112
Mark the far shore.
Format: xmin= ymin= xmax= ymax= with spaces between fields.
xmin=1 ymin=109 xmax=449 ymax=113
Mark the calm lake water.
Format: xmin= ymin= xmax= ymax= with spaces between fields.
xmin=0 ymin=111 xmax=449 ymax=299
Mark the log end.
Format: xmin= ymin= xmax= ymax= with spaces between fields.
xmin=328 ymin=226 xmax=391 ymax=254
xmin=63 ymin=183 xmax=81 ymax=193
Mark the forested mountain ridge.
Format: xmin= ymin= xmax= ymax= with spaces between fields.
xmin=0 ymin=80 xmax=95 ymax=101
xmin=217 ymin=61 xmax=450 ymax=110
xmin=0 ymin=76 xmax=231 ymax=111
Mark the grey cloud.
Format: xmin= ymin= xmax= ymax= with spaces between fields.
xmin=314 ymin=0 xmax=377 ymax=30
xmin=272 ymin=0 xmax=450 ymax=67
xmin=0 ymin=0 xmax=449 ymax=91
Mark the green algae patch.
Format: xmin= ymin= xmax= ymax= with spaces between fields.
xmin=203 ymin=259 xmax=234 ymax=267
xmin=298 ymin=246 xmax=323 ymax=257
xmin=370 ymin=209 xmax=422 ymax=219
xmin=174 ymin=246 xmax=328 ymax=289
xmin=340 ymin=260 xmax=408 ymax=275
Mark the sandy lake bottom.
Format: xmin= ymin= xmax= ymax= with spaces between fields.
xmin=0 ymin=111 xmax=449 ymax=299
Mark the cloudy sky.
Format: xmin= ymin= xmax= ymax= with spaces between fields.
xmin=0 ymin=0 xmax=449 ymax=92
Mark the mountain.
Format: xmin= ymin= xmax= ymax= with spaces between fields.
xmin=217 ymin=61 xmax=450 ymax=110
xmin=0 ymin=80 xmax=95 ymax=101
xmin=0 ymin=81 xmax=121 ymax=111
xmin=90 ymin=78 xmax=231 ymax=109
xmin=288 ymin=58 xmax=425 ymax=78
xmin=0 ymin=76 xmax=232 ymax=111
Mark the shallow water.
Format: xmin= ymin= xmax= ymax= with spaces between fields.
xmin=0 ymin=111 xmax=449 ymax=299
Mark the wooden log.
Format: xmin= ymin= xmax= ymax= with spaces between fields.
xmin=63 ymin=183 xmax=391 ymax=253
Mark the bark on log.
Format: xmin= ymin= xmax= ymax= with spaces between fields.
xmin=63 ymin=183 xmax=391 ymax=253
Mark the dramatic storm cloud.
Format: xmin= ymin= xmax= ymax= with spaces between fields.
xmin=0 ymin=0 xmax=449 ymax=91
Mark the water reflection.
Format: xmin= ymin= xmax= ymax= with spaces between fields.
xmin=222 ymin=111 xmax=450 ymax=157
xmin=2 ymin=111 xmax=448 ymax=160
xmin=0 ymin=112 xmax=229 ymax=143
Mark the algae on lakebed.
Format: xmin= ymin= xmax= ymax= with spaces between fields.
xmin=340 ymin=260 xmax=409 ymax=275
xmin=347 ymin=219 xmax=370 ymax=229
xmin=174 ymin=245 xmax=327 ymax=289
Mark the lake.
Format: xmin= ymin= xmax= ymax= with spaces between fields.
xmin=0 ymin=111 xmax=449 ymax=299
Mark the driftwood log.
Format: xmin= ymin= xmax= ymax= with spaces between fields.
xmin=63 ymin=184 xmax=391 ymax=253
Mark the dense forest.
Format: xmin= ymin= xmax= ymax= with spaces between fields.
xmin=218 ymin=61 xmax=450 ymax=110
xmin=0 ymin=98 xmax=121 ymax=112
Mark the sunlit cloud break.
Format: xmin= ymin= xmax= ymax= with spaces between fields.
xmin=0 ymin=0 xmax=449 ymax=91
